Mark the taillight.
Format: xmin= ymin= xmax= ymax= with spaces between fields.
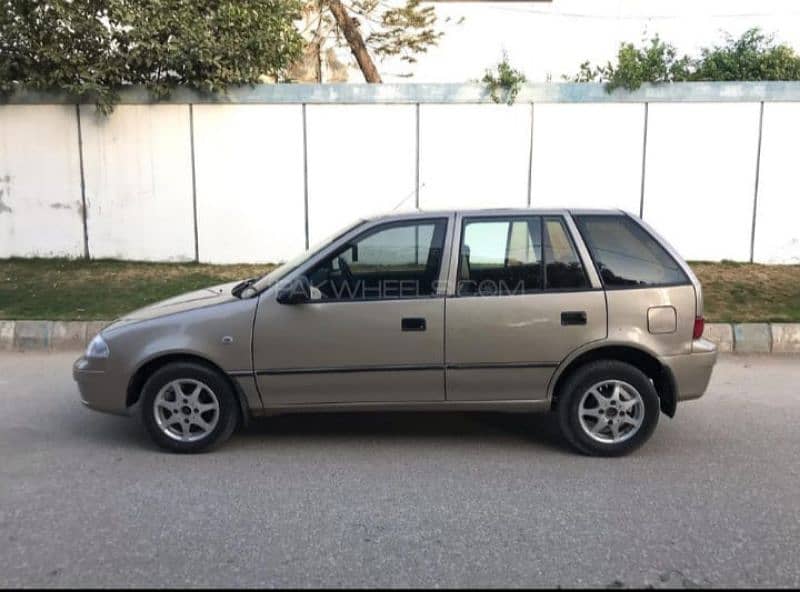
xmin=693 ymin=316 xmax=705 ymax=340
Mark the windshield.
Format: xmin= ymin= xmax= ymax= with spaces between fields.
xmin=251 ymin=219 xmax=366 ymax=292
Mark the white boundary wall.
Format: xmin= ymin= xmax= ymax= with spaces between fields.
xmin=193 ymin=105 xmax=306 ymax=264
xmin=0 ymin=105 xmax=85 ymax=257
xmin=1 ymin=82 xmax=799 ymax=264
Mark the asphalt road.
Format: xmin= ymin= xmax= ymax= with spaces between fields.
xmin=1 ymin=353 xmax=799 ymax=588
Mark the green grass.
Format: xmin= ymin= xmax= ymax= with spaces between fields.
xmin=1 ymin=258 xmax=799 ymax=322
xmin=690 ymin=261 xmax=800 ymax=323
xmin=0 ymin=258 xmax=274 ymax=320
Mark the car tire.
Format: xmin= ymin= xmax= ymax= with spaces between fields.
xmin=141 ymin=362 xmax=239 ymax=453
xmin=556 ymin=360 xmax=660 ymax=457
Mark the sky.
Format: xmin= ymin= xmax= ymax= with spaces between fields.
xmin=360 ymin=0 xmax=800 ymax=83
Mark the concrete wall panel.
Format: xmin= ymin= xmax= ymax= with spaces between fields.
xmin=531 ymin=103 xmax=644 ymax=213
xmin=81 ymin=105 xmax=195 ymax=261
xmin=753 ymin=103 xmax=800 ymax=263
xmin=306 ymin=105 xmax=416 ymax=243
xmin=0 ymin=105 xmax=84 ymax=257
xmin=419 ymin=104 xmax=531 ymax=210
xmin=643 ymin=103 xmax=760 ymax=262
xmin=193 ymin=105 xmax=305 ymax=264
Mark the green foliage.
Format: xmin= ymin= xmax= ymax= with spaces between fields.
xmin=568 ymin=28 xmax=800 ymax=91
xmin=571 ymin=36 xmax=691 ymax=91
xmin=482 ymin=54 xmax=527 ymax=105
xmin=356 ymin=0 xmax=442 ymax=64
xmin=694 ymin=28 xmax=800 ymax=81
xmin=0 ymin=1 xmax=125 ymax=112
xmin=0 ymin=0 xmax=305 ymax=113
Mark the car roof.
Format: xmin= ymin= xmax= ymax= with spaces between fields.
xmin=367 ymin=207 xmax=627 ymax=222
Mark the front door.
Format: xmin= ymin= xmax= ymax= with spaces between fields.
xmin=445 ymin=214 xmax=607 ymax=401
xmin=253 ymin=217 xmax=450 ymax=406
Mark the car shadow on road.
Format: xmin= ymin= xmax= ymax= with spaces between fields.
xmin=65 ymin=399 xmax=568 ymax=454
xmin=236 ymin=410 xmax=568 ymax=453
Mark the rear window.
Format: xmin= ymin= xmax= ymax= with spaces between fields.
xmin=574 ymin=215 xmax=688 ymax=288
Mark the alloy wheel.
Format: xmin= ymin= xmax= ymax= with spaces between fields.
xmin=153 ymin=379 xmax=220 ymax=442
xmin=577 ymin=379 xmax=645 ymax=444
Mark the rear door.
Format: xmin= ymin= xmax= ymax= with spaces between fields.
xmin=444 ymin=213 xmax=607 ymax=401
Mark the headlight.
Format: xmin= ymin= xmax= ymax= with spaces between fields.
xmin=86 ymin=334 xmax=110 ymax=358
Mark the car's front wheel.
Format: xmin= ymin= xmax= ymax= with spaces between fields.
xmin=556 ymin=360 xmax=660 ymax=456
xmin=141 ymin=362 xmax=239 ymax=453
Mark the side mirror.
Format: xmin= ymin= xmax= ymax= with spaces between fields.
xmin=276 ymin=276 xmax=311 ymax=305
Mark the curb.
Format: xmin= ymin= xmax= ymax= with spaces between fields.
xmin=710 ymin=322 xmax=800 ymax=354
xmin=1 ymin=320 xmax=111 ymax=353
xmin=0 ymin=320 xmax=799 ymax=354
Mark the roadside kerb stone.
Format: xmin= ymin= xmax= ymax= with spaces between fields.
xmin=770 ymin=323 xmax=800 ymax=353
xmin=0 ymin=321 xmax=15 ymax=351
xmin=50 ymin=321 xmax=88 ymax=351
xmin=13 ymin=320 xmax=53 ymax=351
xmin=733 ymin=323 xmax=772 ymax=354
xmin=703 ymin=323 xmax=733 ymax=353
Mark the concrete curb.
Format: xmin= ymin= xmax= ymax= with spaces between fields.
xmin=0 ymin=319 xmax=799 ymax=354
xmin=770 ymin=323 xmax=800 ymax=353
xmin=1 ymin=320 xmax=111 ymax=353
xmin=707 ymin=322 xmax=800 ymax=354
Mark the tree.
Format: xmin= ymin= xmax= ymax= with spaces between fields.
xmin=0 ymin=1 xmax=124 ymax=109
xmin=0 ymin=0 xmax=305 ymax=112
xmin=327 ymin=0 xmax=383 ymax=82
xmin=292 ymin=0 xmax=446 ymax=83
xmin=570 ymin=35 xmax=691 ymax=91
xmin=694 ymin=28 xmax=800 ymax=81
xmin=568 ymin=28 xmax=800 ymax=91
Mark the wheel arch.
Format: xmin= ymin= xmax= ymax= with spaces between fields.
xmin=126 ymin=352 xmax=250 ymax=426
xmin=549 ymin=343 xmax=677 ymax=417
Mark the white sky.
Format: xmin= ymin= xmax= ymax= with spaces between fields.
xmin=364 ymin=0 xmax=800 ymax=83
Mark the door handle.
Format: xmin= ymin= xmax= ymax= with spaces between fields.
xmin=402 ymin=317 xmax=426 ymax=331
xmin=561 ymin=311 xmax=587 ymax=326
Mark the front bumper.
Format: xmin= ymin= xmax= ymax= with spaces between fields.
xmin=662 ymin=338 xmax=719 ymax=402
xmin=73 ymin=356 xmax=131 ymax=416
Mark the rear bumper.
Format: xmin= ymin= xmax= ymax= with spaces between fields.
xmin=73 ymin=356 xmax=131 ymax=416
xmin=662 ymin=339 xmax=718 ymax=403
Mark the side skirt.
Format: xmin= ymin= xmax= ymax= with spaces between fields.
xmin=250 ymin=399 xmax=551 ymax=418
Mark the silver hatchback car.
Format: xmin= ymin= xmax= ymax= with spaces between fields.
xmin=74 ymin=209 xmax=717 ymax=456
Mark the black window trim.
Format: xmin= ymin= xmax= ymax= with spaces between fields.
xmin=300 ymin=216 xmax=450 ymax=304
xmin=573 ymin=213 xmax=692 ymax=291
xmin=454 ymin=213 xmax=594 ymax=299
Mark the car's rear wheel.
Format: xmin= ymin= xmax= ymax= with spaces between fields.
xmin=141 ymin=362 xmax=238 ymax=453
xmin=557 ymin=360 xmax=660 ymax=456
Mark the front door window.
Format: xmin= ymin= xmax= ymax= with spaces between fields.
xmin=306 ymin=219 xmax=448 ymax=300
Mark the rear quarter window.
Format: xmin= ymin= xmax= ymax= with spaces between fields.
xmin=574 ymin=215 xmax=688 ymax=288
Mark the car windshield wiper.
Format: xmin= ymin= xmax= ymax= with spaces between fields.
xmin=231 ymin=277 xmax=257 ymax=298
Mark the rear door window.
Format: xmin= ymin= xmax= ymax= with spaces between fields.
xmin=574 ymin=215 xmax=688 ymax=288
xmin=459 ymin=217 xmax=543 ymax=296
xmin=457 ymin=216 xmax=590 ymax=296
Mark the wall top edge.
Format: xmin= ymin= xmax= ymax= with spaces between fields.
xmin=5 ymin=81 xmax=800 ymax=106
